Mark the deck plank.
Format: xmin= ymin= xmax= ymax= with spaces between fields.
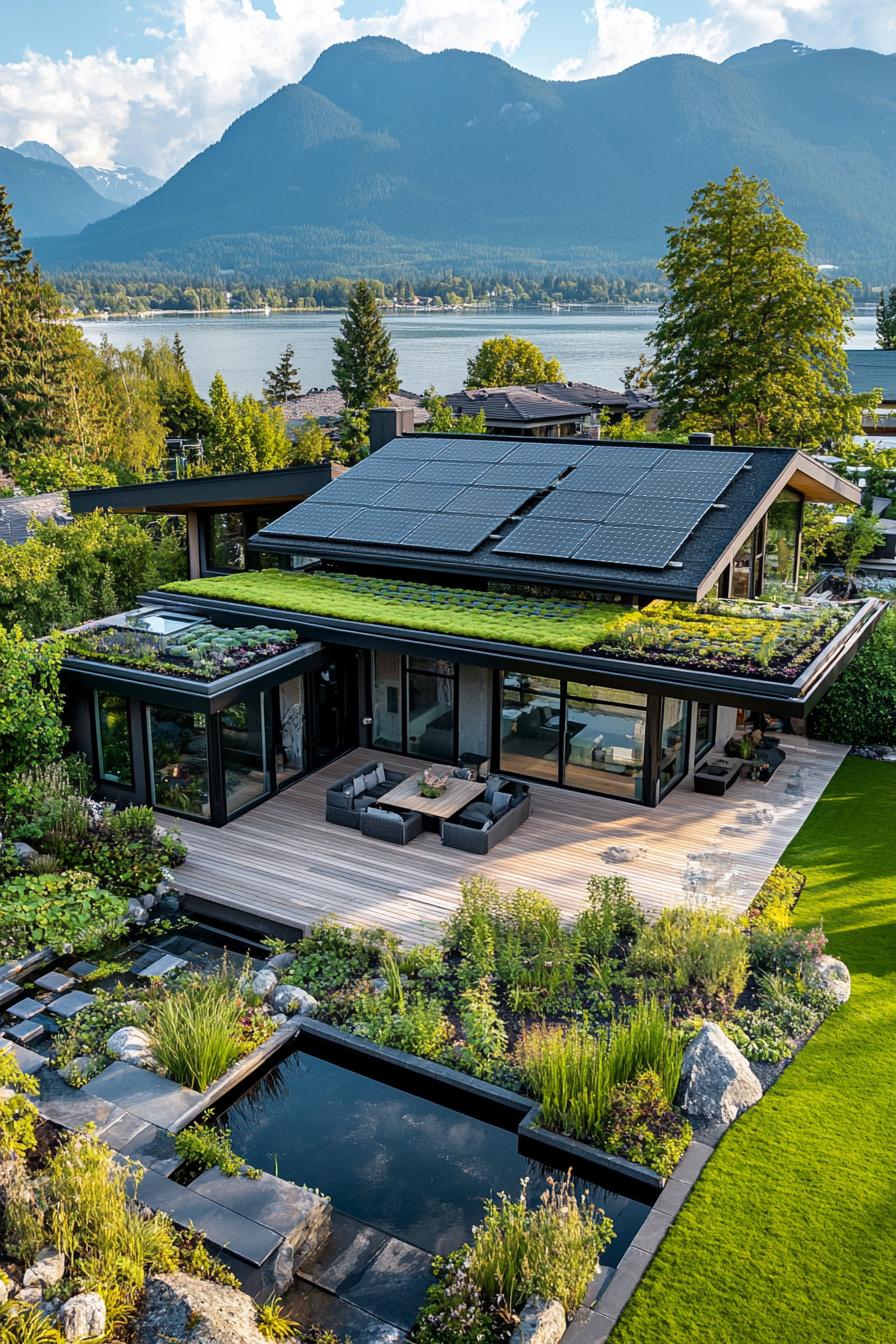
xmin=161 ymin=738 xmax=848 ymax=944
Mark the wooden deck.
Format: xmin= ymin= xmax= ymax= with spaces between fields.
xmin=162 ymin=738 xmax=849 ymax=945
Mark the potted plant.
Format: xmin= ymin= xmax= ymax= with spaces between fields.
xmin=419 ymin=766 xmax=451 ymax=798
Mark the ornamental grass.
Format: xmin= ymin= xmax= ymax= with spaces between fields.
xmin=150 ymin=976 xmax=246 ymax=1091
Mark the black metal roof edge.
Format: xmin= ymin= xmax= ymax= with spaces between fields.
xmin=69 ymin=464 xmax=339 ymax=515
xmin=138 ymin=588 xmax=884 ymax=714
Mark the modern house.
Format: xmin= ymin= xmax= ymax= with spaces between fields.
xmin=59 ymin=421 xmax=882 ymax=836
xmin=444 ymin=383 xmax=657 ymax=438
xmin=847 ymin=348 xmax=896 ymax=436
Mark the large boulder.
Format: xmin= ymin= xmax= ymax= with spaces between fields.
xmin=23 ymin=1248 xmax=65 ymax=1287
xmin=678 ymin=1022 xmax=761 ymax=1124
xmin=12 ymin=841 xmax=39 ymax=866
xmin=251 ymin=969 xmax=278 ymax=1002
xmin=106 ymin=1026 xmax=155 ymax=1067
xmin=134 ymin=1273 xmax=269 ymax=1344
xmin=126 ymin=897 xmax=149 ymax=926
xmin=510 ymin=1296 xmax=567 ymax=1344
xmin=272 ymin=984 xmax=318 ymax=1017
xmin=809 ymin=955 xmax=851 ymax=1004
xmin=58 ymin=1292 xmax=107 ymax=1341
xmin=264 ymin=952 xmax=295 ymax=972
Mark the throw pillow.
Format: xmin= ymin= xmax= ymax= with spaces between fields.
xmin=363 ymin=769 xmax=379 ymax=793
xmin=375 ymin=763 xmax=386 ymax=785
xmin=352 ymin=773 xmax=366 ymax=797
xmin=485 ymin=774 xmax=503 ymax=794
xmin=482 ymin=818 xmax=493 ymax=831
xmin=491 ymin=790 xmax=512 ymax=816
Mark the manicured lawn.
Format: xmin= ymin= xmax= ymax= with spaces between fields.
xmin=612 ymin=755 xmax=896 ymax=1344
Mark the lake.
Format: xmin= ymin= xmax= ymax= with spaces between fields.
xmin=77 ymin=308 xmax=877 ymax=402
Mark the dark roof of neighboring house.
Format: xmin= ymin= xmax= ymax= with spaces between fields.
xmin=69 ymin=465 xmax=341 ymax=516
xmin=529 ymin=381 xmax=657 ymax=413
xmin=284 ymin=388 xmax=428 ymax=426
xmin=254 ymin=432 xmax=859 ymax=602
xmin=0 ymin=491 xmax=69 ymax=544
xmin=444 ymin=387 xmax=591 ymax=426
xmin=846 ymin=349 xmax=896 ymax=403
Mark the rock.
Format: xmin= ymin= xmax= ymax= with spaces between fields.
xmin=270 ymin=1013 xmax=287 ymax=1026
xmin=59 ymin=1292 xmax=107 ymax=1341
xmin=139 ymin=891 xmax=159 ymax=911
xmin=134 ymin=1273 xmax=269 ymax=1344
xmin=0 ymin=1277 xmax=8 ymax=1304
xmin=23 ymin=1248 xmax=65 ymax=1288
xmin=264 ymin=952 xmax=295 ymax=972
xmin=810 ymin=954 xmax=851 ymax=1004
xmin=12 ymin=841 xmax=38 ymax=866
xmin=678 ymin=1023 xmax=762 ymax=1124
xmin=272 ymin=984 xmax=318 ymax=1017
xmin=602 ymin=843 xmax=647 ymax=864
xmin=58 ymin=1054 xmax=100 ymax=1085
xmin=510 ymin=1296 xmax=567 ymax=1344
xmin=370 ymin=977 xmax=389 ymax=994
xmin=155 ymin=878 xmax=172 ymax=896
xmin=159 ymin=892 xmax=181 ymax=914
xmin=14 ymin=1285 xmax=44 ymax=1305
xmin=107 ymin=1026 xmax=155 ymax=1067
xmin=251 ymin=969 xmax=278 ymax=1001
xmin=126 ymin=898 xmax=149 ymax=926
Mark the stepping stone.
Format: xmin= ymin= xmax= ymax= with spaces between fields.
xmin=98 ymin=1110 xmax=155 ymax=1151
xmin=31 ymin=1013 xmax=60 ymax=1035
xmin=297 ymin=1212 xmax=387 ymax=1293
xmin=0 ymin=1041 xmax=46 ymax=1073
xmin=342 ymin=1236 xmax=433 ymax=1333
xmin=48 ymin=991 xmax=98 ymax=1018
xmin=35 ymin=971 xmax=76 ymax=993
xmin=190 ymin=1167 xmax=331 ymax=1259
xmin=82 ymin=1061 xmax=202 ymax=1129
xmin=284 ymin=1281 xmax=406 ymax=1343
xmin=7 ymin=996 xmax=45 ymax=1019
xmin=135 ymin=1168 xmax=282 ymax=1266
xmin=136 ymin=954 xmax=187 ymax=979
xmin=118 ymin=1121 xmax=180 ymax=1177
xmin=68 ymin=960 xmax=99 ymax=978
xmin=3 ymin=1020 xmax=44 ymax=1045
xmin=0 ymin=980 xmax=20 ymax=1009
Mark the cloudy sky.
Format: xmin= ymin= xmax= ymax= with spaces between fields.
xmin=0 ymin=0 xmax=892 ymax=178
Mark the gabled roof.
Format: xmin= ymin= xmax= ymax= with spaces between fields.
xmin=529 ymin=381 xmax=657 ymax=413
xmin=445 ymin=387 xmax=590 ymax=425
xmin=0 ymin=491 xmax=69 ymax=544
xmin=284 ymin=388 xmax=428 ymax=425
xmin=253 ymin=432 xmax=860 ymax=602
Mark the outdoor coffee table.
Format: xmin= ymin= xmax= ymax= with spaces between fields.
xmin=375 ymin=772 xmax=486 ymax=819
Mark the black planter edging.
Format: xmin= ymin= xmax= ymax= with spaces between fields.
xmin=295 ymin=1019 xmax=663 ymax=1200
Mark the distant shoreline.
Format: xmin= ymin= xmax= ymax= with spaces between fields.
xmin=75 ymin=301 xmax=663 ymax=322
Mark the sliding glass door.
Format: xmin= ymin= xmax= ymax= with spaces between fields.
xmin=371 ymin=652 xmax=458 ymax=762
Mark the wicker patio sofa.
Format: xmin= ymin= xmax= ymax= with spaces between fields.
xmin=440 ymin=778 xmax=531 ymax=854
xmin=325 ymin=761 xmax=410 ymax=830
xmin=360 ymin=807 xmax=424 ymax=846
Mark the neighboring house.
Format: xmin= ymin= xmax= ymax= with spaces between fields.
xmin=528 ymin=381 xmax=659 ymax=428
xmin=0 ymin=491 xmax=69 ymax=544
xmin=283 ymin=388 xmax=428 ymax=437
xmin=846 ymin=349 xmax=896 ymax=436
xmin=59 ymin=418 xmax=882 ymax=826
xmin=444 ymin=383 xmax=658 ymax=438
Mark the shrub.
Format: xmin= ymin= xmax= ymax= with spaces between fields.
xmin=174 ymin=1114 xmax=260 ymax=1178
xmin=412 ymin=1249 xmax=498 ymax=1344
xmin=756 ymin=973 xmax=837 ymax=1035
xmin=281 ymin=919 xmax=395 ymax=996
xmin=0 ymin=759 xmax=87 ymax=846
xmin=352 ymin=991 xmax=454 ymax=1062
xmin=51 ymin=803 xmax=185 ymax=899
xmin=0 ymin=1050 xmax=40 ymax=1158
xmin=152 ymin=976 xmax=248 ymax=1090
xmin=630 ymin=907 xmax=748 ymax=1007
xmin=809 ymin=606 xmax=896 ymax=746
xmin=399 ymin=942 xmax=446 ymax=985
xmin=458 ymin=978 xmax=508 ymax=1077
xmin=723 ymin=1012 xmax=791 ymax=1063
xmin=0 ymin=1152 xmax=44 ymax=1264
xmin=576 ymin=875 xmax=646 ymax=962
xmin=0 ymin=628 xmax=65 ymax=810
xmin=603 ymin=1070 xmax=693 ymax=1177
xmin=0 ymin=1301 xmax=65 ymax=1344
xmin=748 ymin=925 xmax=826 ymax=979
xmin=0 ymin=870 xmax=128 ymax=959
xmin=746 ymin=865 xmax=804 ymax=932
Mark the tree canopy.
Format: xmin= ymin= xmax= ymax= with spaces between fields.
xmin=876 ymin=287 xmax=896 ymax=350
xmin=332 ymin=281 xmax=399 ymax=409
xmin=465 ymin=334 xmax=564 ymax=389
xmin=263 ymin=344 xmax=302 ymax=405
xmin=200 ymin=373 xmax=296 ymax=475
xmin=650 ymin=168 xmax=879 ymax=449
xmin=420 ymin=389 xmax=486 ymax=435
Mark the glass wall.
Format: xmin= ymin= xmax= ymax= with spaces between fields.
xmin=730 ymin=524 xmax=760 ymax=598
xmin=659 ymin=698 xmax=690 ymax=794
xmin=147 ymin=706 xmax=210 ymax=817
xmin=94 ymin=692 xmax=133 ymax=787
xmin=762 ymin=489 xmax=801 ymax=595
xmin=372 ymin=651 xmax=403 ymax=753
xmin=500 ymin=673 xmax=562 ymax=782
xmin=694 ymin=702 xmax=717 ymax=760
xmin=208 ymin=512 xmax=247 ymax=570
xmin=274 ymin=676 xmax=305 ymax=785
xmin=221 ymin=695 xmax=268 ymax=817
xmin=406 ymin=657 xmax=456 ymax=761
xmin=564 ymin=685 xmax=647 ymax=800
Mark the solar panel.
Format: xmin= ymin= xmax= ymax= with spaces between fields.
xmin=399 ymin=513 xmax=505 ymax=553
xmin=345 ymin=456 xmax=419 ymax=481
xmin=438 ymin=439 xmax=513 ymax=462
xmin=475 ymin=462 xmax=562 ymax=489
xmin=572 ymin=525 xmax=690 ymax=568
xmin=527 ymin=491 xmax=622 ymax=523
xmin=341 ymin=508 xmax=428 ymax=544
xmin=630 ymin=468 xmax=742 ymax=501
xmin=445 ymin=486 xmax=536 ymax=516
xmin=407 ymin=460 xmax=489 ymax=485
xmin=271 ymin=503 xmax=363 ymax=539
xmin=501 ymin=443 xmax=590 ymax=467
xmin=579 ymin=446 xmax=669 ymax=469
xmin=658 ymin=449 xmax=751 ymax=472
xmin=605 ymin=495 xmax=713 ymax=530
xmin=494 ymin=518 xmax=595 ymax=559
xmin=555 ymin=464 xmax=651 ymax=494
xmin=373 ymin=439 xmax=437 ymax=459
xmin=320 ymin=478 xmax=394 ymax=505
xmin=376 ymin=482 xmax=464 ymax=511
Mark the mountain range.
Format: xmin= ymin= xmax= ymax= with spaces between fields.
xmin=0 ymin=141 xmax=162 ymax=237
xmin=18 ymin=37 xmax=896 ymax=277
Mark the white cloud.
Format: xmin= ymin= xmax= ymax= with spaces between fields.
xmin=550 ymin=0 xmax=896 ymax=79
xmin=0 ymin=0 xmax=536 ymax=177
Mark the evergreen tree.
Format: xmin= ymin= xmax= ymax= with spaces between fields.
xmin=650 ymin=168 xmax=879 ymax=448
xmin=338 ymin=407 xmax=370 ymax=462
xmin=263 ymin=344 xmax=302 ymax=405
xmin=332 ymin=281 xmax=399 ymax=409
xmin=172 ymin=330 xmax=188 ymax=372
xmin=876 ymin=287 xmax=896 ymax=350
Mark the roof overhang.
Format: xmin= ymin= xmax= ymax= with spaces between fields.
xmin=69 ymin=465 xmax=341 ymax=516
xmin=137 ymin=588 xmax=885 ymax=717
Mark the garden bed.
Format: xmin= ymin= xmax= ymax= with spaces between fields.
xmin=65 ymin=613 xmax=302 ymax=681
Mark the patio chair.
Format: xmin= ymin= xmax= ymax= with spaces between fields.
xmin=325 ymin=762 xmax=409 ymax=829
xmin=440 ymin=782 xmax=531 ymax=854
xmin=360 ymin=807 xmax=423 ymax=846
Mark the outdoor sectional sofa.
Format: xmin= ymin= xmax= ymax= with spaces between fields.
xmin=440 ymin=778 xmax=531 ymax=854
xmin=325 ymin=761 xmax=410 ymax=829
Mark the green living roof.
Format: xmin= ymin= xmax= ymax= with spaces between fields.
xmin=161 ymin=571 xmax=854 ymax=683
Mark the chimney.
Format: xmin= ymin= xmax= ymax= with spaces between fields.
xmin=368 ymin=406 xmax=414 ymax=453
xmin=688 ymin=432 xmax=715 ymax=446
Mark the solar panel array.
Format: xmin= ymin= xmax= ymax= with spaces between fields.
xmin=266 ymin=436 xmax=753 ymax=569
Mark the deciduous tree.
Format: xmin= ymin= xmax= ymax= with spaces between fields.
xmin=420 ymin=389 xmax=486 ymax=434
xmin=465 ymin=335 xmax=563 ymax=388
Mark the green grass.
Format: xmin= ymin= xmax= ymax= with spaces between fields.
xmin=612 ymin=756 xmax=896 ymax=1344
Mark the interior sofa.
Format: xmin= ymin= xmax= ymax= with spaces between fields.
xmin=325 ymin=761 xmax=409 ymax=829
xmin=440 ymin=777 xmax=531 ymax=854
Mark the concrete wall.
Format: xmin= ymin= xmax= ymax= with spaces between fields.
xmin=458 ymin=664 xmax=493 ymax=764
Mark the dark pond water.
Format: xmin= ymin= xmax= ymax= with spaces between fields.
xmin=225 ymin=1047 xmax=650 ymax=1263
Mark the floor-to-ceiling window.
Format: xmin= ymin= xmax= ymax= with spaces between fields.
xmin=208 ymin=512 xmax=247 ymax=570
xmin=273 ymin=676 xmax=306 ymax=785
xmin=762 ymin=489 xmax=801 ymax=595
xmin=694 ymin=702 xmax=717 ymax=760
xmin=94 ymin=691 xmax=133 ymax=788
xmin=221 ymin=694 xmax=268 ymax=817
xmin=405 ymin=657 xmax=456 ymax=760
xmin=372 ymin=651 xmax=403 ymax=754
xmin=658 ymin=698 xmax=690 ymax=794
xmin=564 ymin=685 xmax=647 ymax=800
xmin=500 ymin=673 xmax=563 ymax=782
xmin=147 ymin=706 xmax=210 ymax=817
